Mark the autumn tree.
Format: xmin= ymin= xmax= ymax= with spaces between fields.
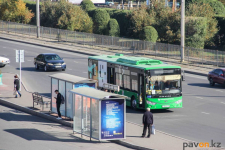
xmin=0 ymin=0 xmax=34 ymax=23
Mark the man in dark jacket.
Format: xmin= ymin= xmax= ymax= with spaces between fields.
xmin=142 ymin=108 xmax=153 ymax=138
xmin=54 ymin=90 xmax=62 ymax=120
xmin=14 ymin=75 xmax=21 ymax=98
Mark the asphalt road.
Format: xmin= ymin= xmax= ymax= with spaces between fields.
xmin=1 ymin=39 xmax=225 ymax=147
xmin=0 ymin=105 xmax=129 ymax=150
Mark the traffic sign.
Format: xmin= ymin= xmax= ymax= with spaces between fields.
xmin=15 ymin=50 xmax=25 ymax=91
xmin=16 ymin=50 xmax=24 ymax=63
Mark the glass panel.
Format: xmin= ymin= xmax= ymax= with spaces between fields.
xmin=66 ymin=82 xmax=73 ymax=118
xmin=83 ymin=97 xmax=91 ymax=136
xmin=74 ymin=94 xmax=82 ymax=133
xmin=59 ymin=80 xmax=65 ymax=116
xmin=132 ymin=79 xmax=138 ymax=91
xmin=51 ymin=78 xmax=58 ymax=113
xmin=91 ymin=98 xmax=99 ymax=139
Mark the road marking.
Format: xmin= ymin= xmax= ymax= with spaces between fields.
xmin=74 ymin=61 xmax=79 ymax=63
xmin=68 ymin=68 xmax=72 ymax=70
xmin=27 ymin=60 xmax=31 ymax=61
xmin=221 ymin=102 xmax=225 ymax=105
xmin=196 ymin=97 xmax=203 ymax=99
xmin=83 ymin=72 xmax=87 ymax=74
xmin=201 ymin=112 xmax=210 ymax=115
xmin=2 ymin=47 xmax=6 ymax=48
xmin=216 ymin=89 xmax=223 ymax=92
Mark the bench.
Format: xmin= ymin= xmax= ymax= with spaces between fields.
xmin=32 ymin=92 xmax=50 ymax=111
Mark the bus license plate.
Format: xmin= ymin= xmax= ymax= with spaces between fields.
xmin=162 ymin=105 xmax=170 ymax=108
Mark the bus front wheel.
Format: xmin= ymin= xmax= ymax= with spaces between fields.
xmin=131 ymin=98 xmax=137 ymax=110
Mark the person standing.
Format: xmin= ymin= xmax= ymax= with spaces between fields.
xmin=14 ymin=75 xmax=21 ymax=98
xmin=142 ymin=108 xmax=153 ymax=138
xmin=54 ymin=90 xmax=62 ymax=120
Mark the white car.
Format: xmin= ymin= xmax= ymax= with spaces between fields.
xmin=0 ymin=56 xmax=10 ymax=67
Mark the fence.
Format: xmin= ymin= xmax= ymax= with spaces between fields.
xmin=1 ymin=20 xmax=225 ymax=68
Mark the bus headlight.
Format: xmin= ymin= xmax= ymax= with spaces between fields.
xmin=146 ymin=101 xmax=156 ymax=105
xmin=175 ymin=100 xmax=182 ymax=104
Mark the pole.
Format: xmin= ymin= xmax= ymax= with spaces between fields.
xmin=36 ymin=0 xmax=40 ymax=38
xmin=19 ymin=50 xmax=22 ymax=92
xmin=181 ymin=0 xmax=185 ymax=62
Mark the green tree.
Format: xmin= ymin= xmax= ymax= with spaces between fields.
xmin=186 ymin=2 xmax=218 ymax=47
xmin=93 ymin=9 xmax=110 ymax=34
xmin=80 ymin=0 xmax=95 ymax=11
xmin=128 ymin=5 xmax=155 ymax=38
xmin=185 ymin=17 xmax=207 ymax=49
xmin=140 ymin=26 xmax=158 ymax=42
xmin=107 ymin=19 xmax=120 ymax=37
xmin=41 ymin=0 xmax=93 ymax=33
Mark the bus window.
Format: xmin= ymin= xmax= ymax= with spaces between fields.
xmin=131 ymin=79 xmax=138 ymax=92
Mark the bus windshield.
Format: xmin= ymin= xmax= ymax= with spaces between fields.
xmin=146 ymin=74 xmax=181 ymax=95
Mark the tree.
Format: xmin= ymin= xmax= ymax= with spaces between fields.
xmin=93 ymin=9 xmax=110 ymax=34
xmin=80 ymin=0 xmax=95 ymax=11
xmin=0 ymin=0 xmax=34 ymax=23
xmin=128 ymin=5 xmax=155 ymax=38
xmin=107 ymin=19 xmax=120 ymax=37
xmin=185 ymin=17 xmax=207 ymax=49
xmin=186 ymin=2 xmax=218 ymax=47
xmin=41 ymin=1 xmax=93 ymax=33
xmin=140 ymin=26 xmax=158 ymax=42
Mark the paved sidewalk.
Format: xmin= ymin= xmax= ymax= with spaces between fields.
xmin=0 ymin=72 xmax=210 ymax=150
xmin=0 ymin=32 xmax=213 ymax=76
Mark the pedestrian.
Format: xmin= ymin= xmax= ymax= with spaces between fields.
xmin=14 ymin=75 xmax=21 ymax=98
xmin=54 ymin=90 xmax=62 ymax=120
xmin=142 ymin=108 xmax=153 ymax=138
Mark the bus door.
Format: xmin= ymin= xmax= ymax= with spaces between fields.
xmin=98 ymin=61 xmax=107 ymax=88
xmin=107 ymin=67 xmax=115 ymax=84
xmin=138 ymin=74 xmax=145 ymax=108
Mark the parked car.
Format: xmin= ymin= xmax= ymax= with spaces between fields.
xmin=0 ymin=56 xmax=10 ymax=67
xmin=208 ymin=68 xmax=225 ymax=86
xmin=105 ymin=1 xmax=114 ymax=6
xmin=34 ymin=53 xmax=66 ymax=71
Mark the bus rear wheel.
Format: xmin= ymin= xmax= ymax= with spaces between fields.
xmin=131 ymin=97 xmax=137 ymax=110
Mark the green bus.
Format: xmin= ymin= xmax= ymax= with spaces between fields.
xmin=88 ymin=54 xmax=182 ymax=110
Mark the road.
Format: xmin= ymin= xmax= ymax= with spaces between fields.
xmin=0 ymin=105 xmax=129 ymax=150
xmin=0 ymin=39 xmax=225 ymax=147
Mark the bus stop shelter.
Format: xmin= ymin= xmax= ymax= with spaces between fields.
xmin=49 ymin=73 xmax=97 ymax=119
xmin=69 ymin=87 xmax=127 ymax=141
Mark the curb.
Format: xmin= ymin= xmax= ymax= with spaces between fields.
xmin=0 ymin=36 xmax=210 ymax=76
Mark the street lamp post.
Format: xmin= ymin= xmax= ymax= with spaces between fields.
xmin=181 ymin=0 xmax=185 ymax=62
xmin=36 ymin=0 xmax=40 ymax=38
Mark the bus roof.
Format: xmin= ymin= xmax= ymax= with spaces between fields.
xmin=88 ymin=54 xmax=181 ymax=70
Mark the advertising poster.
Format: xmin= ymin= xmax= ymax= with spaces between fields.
xmin=74 ymin=83 xmax=95 ymax=89
xmin=101 ymin=99 xmax=124 ymax=140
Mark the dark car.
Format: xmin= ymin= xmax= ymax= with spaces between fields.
xmin=208 ymin=68 xmax=225 ymax=86
xmin=34 ymin=53 xmax=66 ymax=71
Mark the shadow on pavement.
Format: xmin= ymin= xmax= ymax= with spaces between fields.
xmin=0 ymin=112 xmax=52 ymax=123
xmin=126 ymin=107 xmax=173 ymax=114
xmin=39 ymin=93 xmax=51 ymax=98
xmin=4 ymin=128 xmax=100 ymax=143
xmin=16 ymin=67 xmax=62 ymax=72
xmin=188 ymin=83 xmax=224 ymax=89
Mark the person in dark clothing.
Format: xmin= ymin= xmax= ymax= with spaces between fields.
xmin=14 ymin=75 xmax=21 ymax=98
xmin=54 ymin=90 xmax=62 ymax=119
xmin=154 ymin=81 xmax=160 ymax=90
xmin=142 ymin=108 xmax=153 ymax=138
